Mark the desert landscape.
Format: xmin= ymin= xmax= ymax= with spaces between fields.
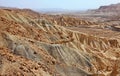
xmin=0 ymin=2 xmax=120 ymax=76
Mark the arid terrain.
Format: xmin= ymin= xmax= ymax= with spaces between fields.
xmin=0 ymin=3 xmax=120 ymax=76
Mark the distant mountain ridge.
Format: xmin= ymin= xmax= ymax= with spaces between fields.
xmin=96 ymin=3 xmax=120 ymax=12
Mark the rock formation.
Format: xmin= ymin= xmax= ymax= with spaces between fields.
xmin=98 ymin=3 xmax=120 ymax=12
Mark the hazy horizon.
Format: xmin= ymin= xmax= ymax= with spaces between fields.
xmin=0 ymin=0 xmax=120 ymax=11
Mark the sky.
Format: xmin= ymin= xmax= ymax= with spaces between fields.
xmin=0 ymin=0 xmax=120 ymax=10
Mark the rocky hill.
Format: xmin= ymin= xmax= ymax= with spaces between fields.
xmin=0 ymin=8 xmax=120 ymax=76
xmin=96 ymin=3 xmax=120 ymax=12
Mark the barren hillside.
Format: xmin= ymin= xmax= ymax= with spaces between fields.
xmin=0 ymin=8 xmax=120 ymax=76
